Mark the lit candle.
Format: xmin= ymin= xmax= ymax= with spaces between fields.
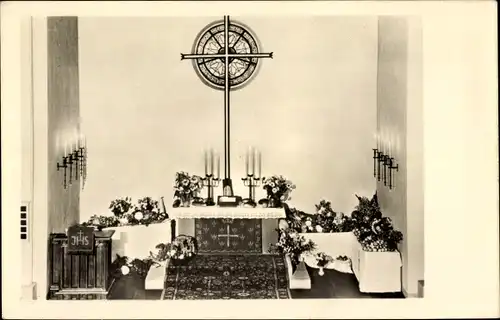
xmin=216 ymin=153 xmax=220 ymax=179
xmin=210 ymin=148 xmax=214 ymax=175
xmin=374 ymin=131 xmax=380 ymax=149
xmin=245 ymin=150 xmax=249 ymax=175
xmin=253 ymin=147 xmax=256 ymax=175
xmin=249 ymin=147 xmax=254 ymax=175
xmin=257 ymin=150 xmax=262 ymax=178
xmin=395 ymin=134 xmax=400 ymax=156
xmin=383 ymin=129 xmax=387 ymax=155
xmin=388 ymin=137 xmax=392 ymax=157
xmin=73 ymin=128 xmax=79 ymax=151
xmin=204 ymin=150 xmax=208 ymax=175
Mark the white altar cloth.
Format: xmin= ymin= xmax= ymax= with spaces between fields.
xmin=106 ymin=221 xmax=172 ymax=261
xmin=300 ymin=232 xmax=357 ymax=259
xmin=357 ymin=249 xmax=402 ymax=293
xmin=169 ymin=207 xmax=286 ymax=219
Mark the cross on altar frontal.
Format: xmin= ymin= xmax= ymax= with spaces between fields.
xmin=181 ymin=15 xmax=273 ymax=204
xmin=218 ymin=224 xmax=241 ymax=247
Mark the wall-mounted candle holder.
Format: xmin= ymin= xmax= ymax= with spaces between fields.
xmin=57 ymin=156 xmax=69 ymax=189
xmin=77 ymin=146 xmax=87 ymax=190
xmin=372 ymin=147 xmax=399 ymax=190
xmin=387 ymin=157 xmax=399 ymax=190
xmin=56 ymin=137 xmax=87 ymax=190
xmin=372 ymin=148 xmax=382 ymax=179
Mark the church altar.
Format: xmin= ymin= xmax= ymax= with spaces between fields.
xmin=169 ymin=207 xmax=286 ymax=219
xmin=173 ymin=207 xmax=285 ymax=254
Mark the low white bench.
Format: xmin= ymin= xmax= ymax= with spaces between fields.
xmin=145 ymin=262 xmax=168 ymax=290
xmin=285 ymin=255 xmax=311 ymax=289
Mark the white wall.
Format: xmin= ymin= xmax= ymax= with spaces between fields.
xmin=376 ymin=16 xmax=424 ymax=297
xmin=21 ymin=17 xmax=34 ymax=290
xmin=78 ymin=16 xmax=378 ymax=220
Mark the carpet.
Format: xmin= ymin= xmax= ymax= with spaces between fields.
xmin=162 ymin=254 xmax=291 ymax=300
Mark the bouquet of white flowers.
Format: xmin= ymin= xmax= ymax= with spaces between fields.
xmin=263 ymin=175 xmax=296 ymax=207
xmin=163 ymin=235 xmax=198 ymax=266
xmin=174 ymin=171 xmax=203 ymax=206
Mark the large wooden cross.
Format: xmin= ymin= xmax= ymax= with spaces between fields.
xmin=181 ymin=15 xmax=273 ymax=196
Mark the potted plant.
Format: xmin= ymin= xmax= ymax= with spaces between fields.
xmin=109 ymin=197 xmax=133 ymax=225
xmin=315 ymin=252 xmax=333 ymax=276
xmin=173 ymin=172 xmax=203 ymax=207
xmin=269 ymin=229 xmax=316 ymax=270
xmin=350 ymin=193 xmax=403 ymax=252
xmin=164 ymin=235 xmax=198 ymax=266
xmin=149 ymin=243 xmax=170 ymax=268
xmin=262 ymin=175 xmax=295 ymax=208
xmin=333 ymin=255 xmax=352 ymax=273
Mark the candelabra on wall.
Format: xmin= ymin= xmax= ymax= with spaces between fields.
xmin=372 ymin=130 xmax=399 ymax=190
xmin=56 ymin=129 xmax=87 ymax=190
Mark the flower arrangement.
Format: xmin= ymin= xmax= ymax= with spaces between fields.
xmin=82 ymin=214 xmax=119 ymax=229
xmin=148 ymin=243 xmax=170 ymax=267
xmin=336 ymin=255 xmax=349 ymax=261
xmin=109 ymin=197 xmax=133 ymax=218
xmin=173 ymin=171 xmax=203 ymax=206
xmin=82 ymin=196 xmax=168 ymax=228
xmin=262 ymin=175 xmax=295 ymax=207
xmin=164 ymin=235 xmax=198 ymax=265
xmin=269 ymin=229 xmax=316 ymax=267
xmin=128 ymin=197 xmax=167 ymax=226
xmin=351 ymin=193 xmax=403 ymax=252
xmin=315 ymin=252 xmax=333 ymax=268
xmin=313 ymin=200 xmax=353 ymax=233
xmin=110 ymin=254 xmax=154 ymax=279
xmin=281 ymin=201 xmax=353 ymax=233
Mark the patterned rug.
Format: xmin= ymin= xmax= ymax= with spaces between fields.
xmin=162 ymin=254 xmax=291 ymax=300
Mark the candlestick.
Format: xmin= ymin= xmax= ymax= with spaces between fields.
xmin=202 ymin=173 xmax=220 ymax=206
xmin=242 ymin=173 xmax=263 ymax=207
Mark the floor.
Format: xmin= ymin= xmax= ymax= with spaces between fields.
xmin=108 ymin=265 xmax=404 ymax=300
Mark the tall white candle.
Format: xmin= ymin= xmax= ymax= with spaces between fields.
xmin=204 ymin=150 xmax=208 ymax=175
xmin=257 ymin=150 xmax=262 ymax=178
xmin=216 ymin=153 xmax=220 ymax=179
xmin=210 ymin=148 xmax=214 ymax=175
xmin=388 ymin=137 xmax=392 ymax=157
xmin=374 ymin=131 xmax=380 ymax=149
xmin=395 ymin=134 xmax=400 ymax=156
xmin=382 ymin=129 xmax=387 ymax=154
xmin=73 ymin=128 xmax=79 ymax=151
xmin=245 ymin=150 xmax=249 ymax=175
xmin=247 ymin=147 xmax=253 ymax=175
xmin=250 ymin=147 xmax=254 ymax=175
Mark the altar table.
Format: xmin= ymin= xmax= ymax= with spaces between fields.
xmin=168 ymin=207 xmax=286 ymax=219
xmin=171 ymin=207 xmax=286 ymax=254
